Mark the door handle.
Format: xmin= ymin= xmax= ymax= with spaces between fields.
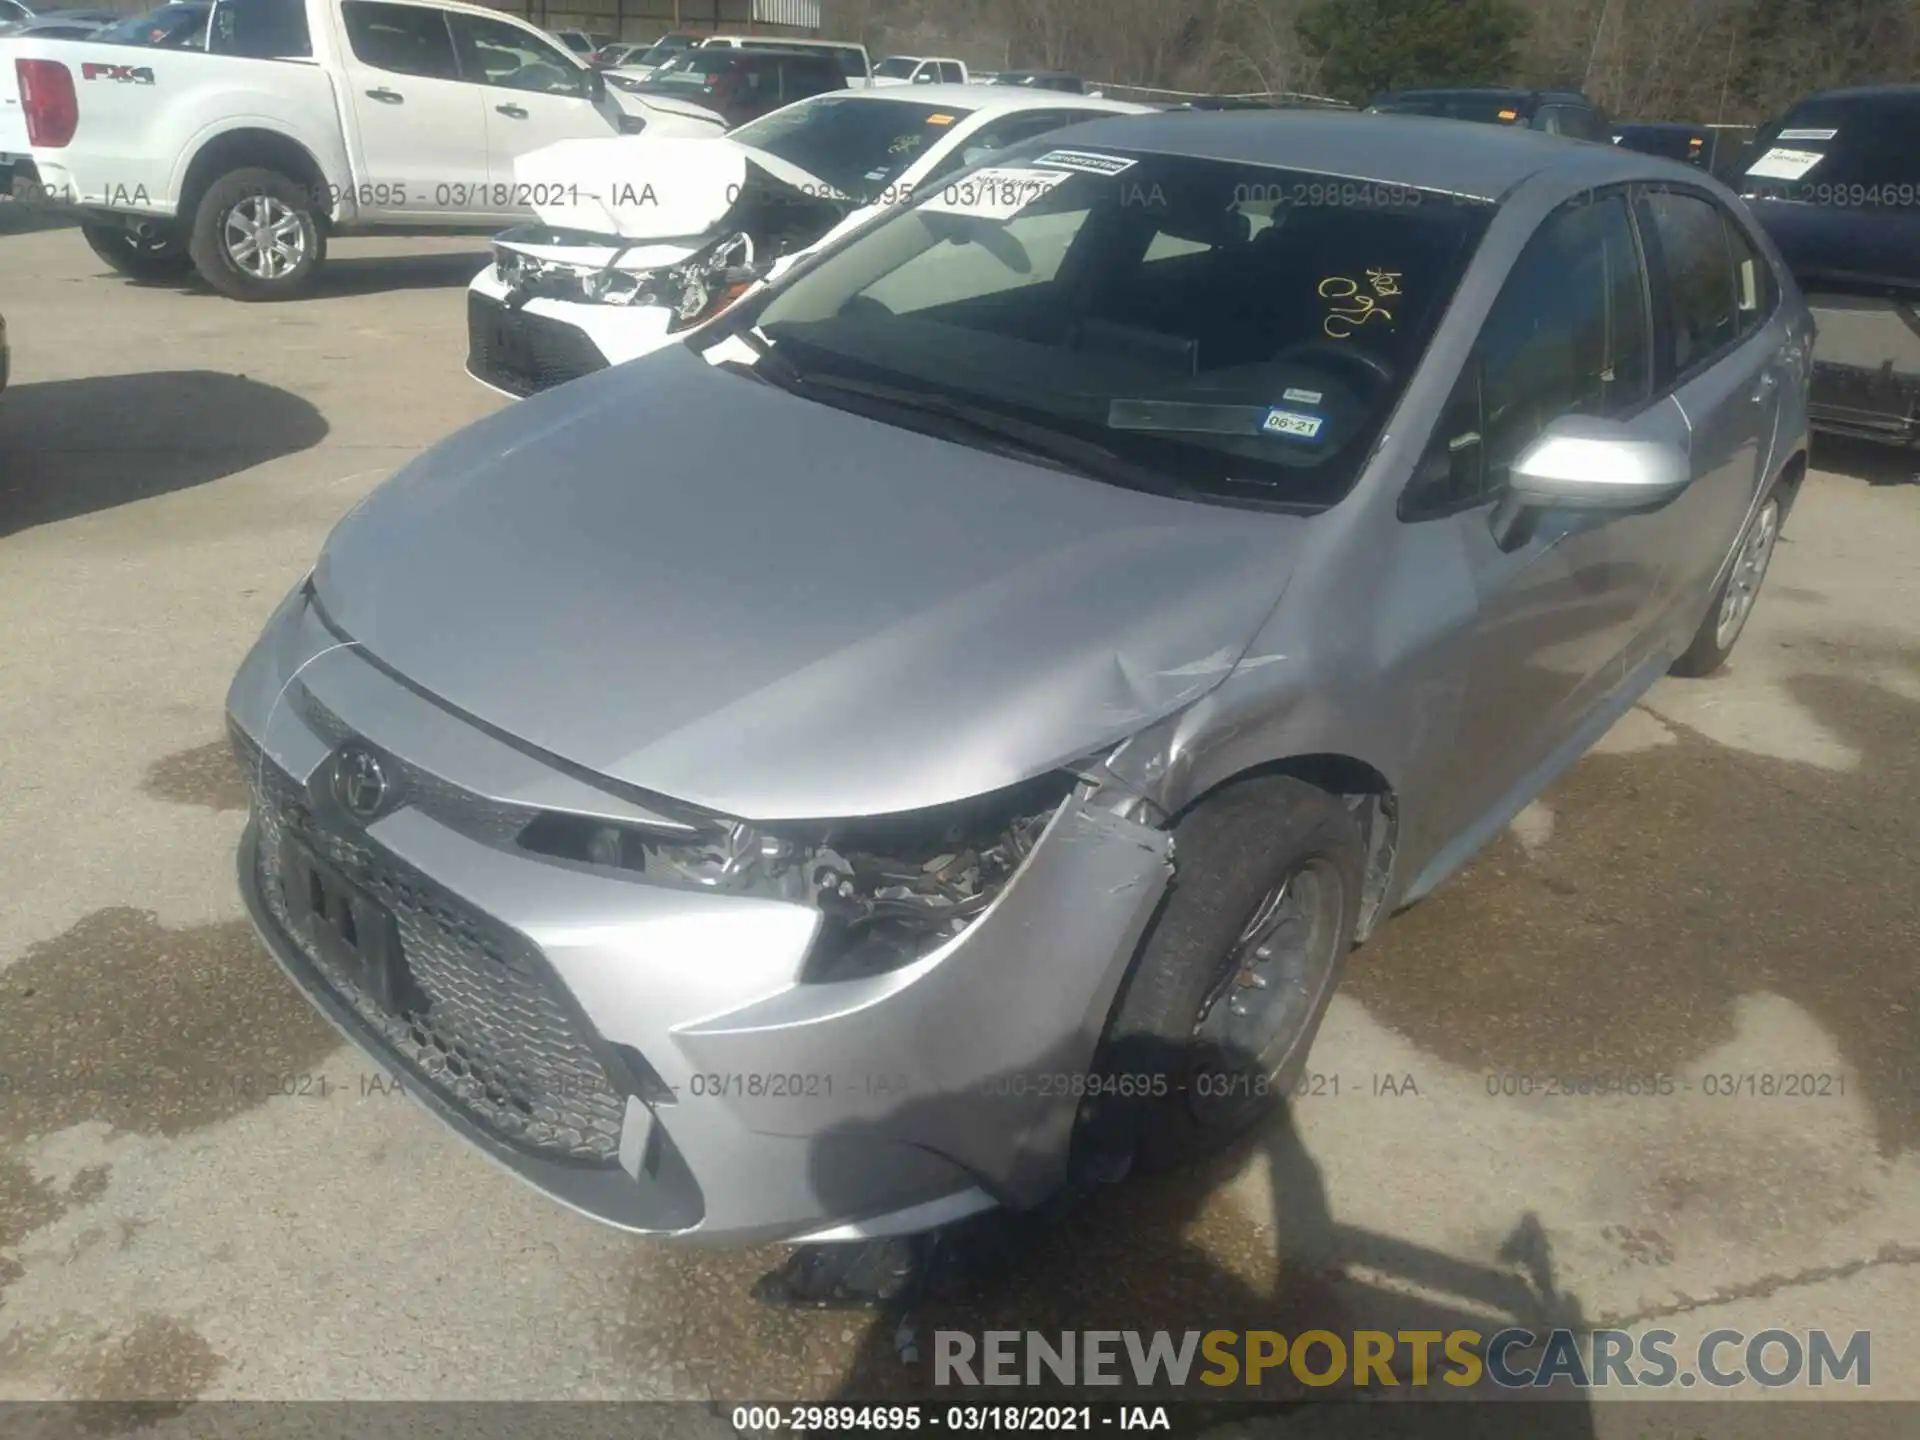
xmin=365 ymin=87 xmax=403 ymax=103
xmin=496 ymin=103 xmax=529 ymax=118
xmin=1752 ymin=370 xmax=1778 ymax=403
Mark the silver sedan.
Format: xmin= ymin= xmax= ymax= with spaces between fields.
xmin=227 ymin=110 xmax=1811 ymax=1249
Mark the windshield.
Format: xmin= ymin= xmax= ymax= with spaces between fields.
xmin=729 ymin=97 xmax=975 ymax=204
xmin=719 ymin=149 xmax=1492 ymax=511
xmin=1371 ymin=94 xmax=1525 ymax=125
xmin=873 ymin=57 xmax=918 ymax=79
xmin=643 ymin=51 xmax=735 ymax=86
xmin=635 ymin=35 xmax=693 ymax=66
xmin=1739 ymin=97 xmax=1919 ymax=200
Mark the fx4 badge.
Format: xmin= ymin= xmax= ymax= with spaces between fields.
xmin=81 ymin=63 xmax=156 ymax=84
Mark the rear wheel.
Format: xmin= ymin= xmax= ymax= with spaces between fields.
xmin=187 ymin=167 xmax=326 ymax=301
xmin=1077 ymin=775 xmax=1365 ymax=1177
xmin=1670 ymin=484 xmax=1784 ymax=678
xmin=81 ymin=221 xmax=195 ymax=281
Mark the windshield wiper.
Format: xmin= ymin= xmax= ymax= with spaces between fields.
xmin=790 ymin=371 xmax=1185 ymax=496
xmin=716 ymin=325 xmax=809 ymax=391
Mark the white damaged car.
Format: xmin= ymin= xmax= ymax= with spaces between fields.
xmin=465 ymin=84 xmax=1151 ymax=397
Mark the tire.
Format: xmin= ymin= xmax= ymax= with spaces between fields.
xmin=80 ymin=221 xmax=195 ymax=281
xmin=186 ymin=167 xmax=326 ymax=302
xmin=1078 ymin=774 xmax=1366 ymax=1177
xmin=1669 ymin=481 xmax=1785 ymax=678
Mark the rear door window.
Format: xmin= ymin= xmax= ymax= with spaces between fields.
xmin=210 ymin=0 xmax=311 ymax=57
xmin=341 ymin=1 xmax=457 ymax=78
xmin=1635 ymin=188 xmax=1740 ymax=376
xmin=1720 ymin=214 xmax=1779 ymax=337
xmin=938 ymin=61 xmax=965 ymax=83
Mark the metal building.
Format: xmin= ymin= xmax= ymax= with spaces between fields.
xmin=485 ymin=0 xmax=822 ymax=42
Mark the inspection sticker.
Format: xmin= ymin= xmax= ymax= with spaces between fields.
xmin=1261 ymin=407 xmax=1325 ymax=441
xmin=1032 ymin=149 xmax=1138 ymax=176
xmin=920 ymin=166 xmax=1070 ymax=219
xmin=1777 ymin=127 xmax=1839 ymax=141
xmin=1744 ymin=147 xmax=1827 ymax=181
xmin=1282 ymin=386 xmax=1323 ymax=405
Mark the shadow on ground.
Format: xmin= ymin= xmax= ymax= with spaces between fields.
xmin=303 ymin=248 xmax=491 ymax=298
xmin=0 ymin=371 xmax=328 ymax=536
xmin=0 ymin=201 xmax=77 ymax=238
xmin=1812 ymin=433 xmax=1916 ymax=486
xmin=1348 ymin=656 xmax=1920 ymax=1157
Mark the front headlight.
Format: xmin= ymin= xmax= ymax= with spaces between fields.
xmin=515 ymin=771 xmax=1079 ymax=980
xmin=581 ymin=267 xmax=645 ymax=305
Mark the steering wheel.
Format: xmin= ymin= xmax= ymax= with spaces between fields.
xmin=1268 ymin=338 xmax=1395 ymax=389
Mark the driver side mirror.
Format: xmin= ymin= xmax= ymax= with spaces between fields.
xmin=1507 ymin=414 xmax=1691 ymax=511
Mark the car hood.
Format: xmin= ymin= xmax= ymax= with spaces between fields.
xmin=516 ymin=133 xmax=845 ymax=240
xmin=313 ymin=346 xmax=1304 ymax=821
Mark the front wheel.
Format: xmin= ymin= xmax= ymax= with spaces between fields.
xmin=81 ymin=221 xmax=195 ymax=281
xmin=1669 ymin=485 xmax=1784 ymax=678
xmin=1077 ymin=774 xmax=1365 ymax=1177
xmin=187 ymin=167 xmax=326 ymax=301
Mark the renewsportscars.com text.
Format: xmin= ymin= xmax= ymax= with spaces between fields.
xmin=934 ymin=1328 xmax=1870 ymax=1390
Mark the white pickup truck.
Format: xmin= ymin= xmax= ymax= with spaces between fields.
xmin=4 ymin=0 xmax=723 ymax=299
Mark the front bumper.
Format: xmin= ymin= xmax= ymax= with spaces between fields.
xmin=466 ymin=263 xmax=677 ymax=398
xmin=227 ymin=584 xmax=1174 ymax=1245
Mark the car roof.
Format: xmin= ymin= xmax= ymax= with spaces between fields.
xmin=1027 ymin=109 xmax=1662 ymax=201
xmin=826 ymin=82 xmax=1147 ymax=116
xmin=1785 ymin=82 xmax=1920 ymax=106
xmin=1373 ymin=87 xmax=1594 ymax=106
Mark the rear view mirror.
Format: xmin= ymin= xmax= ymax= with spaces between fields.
xmin=1507 ymin=414 xmax=1690 ymax=510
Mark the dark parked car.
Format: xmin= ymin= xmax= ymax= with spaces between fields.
xmin=632 ymin=47 xmax=846 ymax=128
xmin=95 ymin=1 xmax=211 ymax=47
xmin=1740 ymin=84 xmax=1920 ymax=445
xmin=1368 ymin=87 xmax=1612 ymax=143
xmin=2 ymin=9 xmax=117 ymax=37
xmin=989 ymin=70 xmax=1086 ymax=94
xmin=1612 ymin=122 xmax=1710 ymax=167
xmin=1613 ymin=122 xmax=1755 ymax=182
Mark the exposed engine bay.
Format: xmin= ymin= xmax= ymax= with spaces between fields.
xmin=492 ymin=164 xmax=853 ymax=323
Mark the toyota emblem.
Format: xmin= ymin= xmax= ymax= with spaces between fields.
xmin=331 ymin=745 xmax=391 ymax=821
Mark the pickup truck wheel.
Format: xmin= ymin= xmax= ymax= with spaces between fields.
xmin=1074 ymin=775 xmax=1364 ymax=1179
xmin=81 ymin=222 xmax=194 ymax=281
xmin=187 ymin=168 xmax=325 ymax=301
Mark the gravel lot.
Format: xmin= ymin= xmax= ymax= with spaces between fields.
xmin=2 ymin=205 xmax=1917 ymax=1425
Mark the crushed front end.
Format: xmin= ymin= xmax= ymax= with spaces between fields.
xmin=227 ymin=582 xmax=1175 ymax=1245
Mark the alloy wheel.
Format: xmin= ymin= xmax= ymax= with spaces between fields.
xmin=222 ymin=195 xmax=309 ymax=280
xmin=1714 ymin=497 xmax=1781 ymax=652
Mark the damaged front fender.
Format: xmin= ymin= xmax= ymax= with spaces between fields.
xmin=669 ymin=799 xmax=1174 ymax=1214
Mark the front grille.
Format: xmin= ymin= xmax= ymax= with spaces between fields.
xmin=233 ymin=729 xmax=628 ymax=1166
xmin=293 ymin=685 xmax=536 ymax=847
xmin=467 ymin=290 xmax=610 ymax=397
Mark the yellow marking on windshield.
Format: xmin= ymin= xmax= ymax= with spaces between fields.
xmin=1319 ymin=273 xmax=1398 ymax=339
xmin=926 ymin=113 xmax=956 ymax=124
xmin=1497 ymin=108 xmax=1519 ymax=121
